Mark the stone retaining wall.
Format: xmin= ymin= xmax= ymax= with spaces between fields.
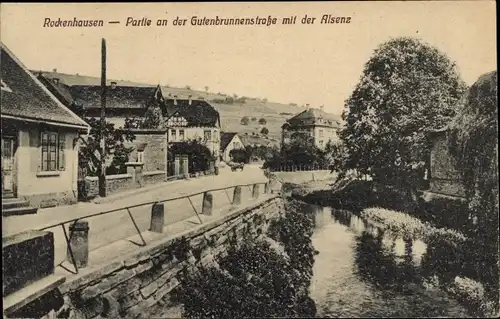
xmin=11 ymin=196 xmax=284 ymax=319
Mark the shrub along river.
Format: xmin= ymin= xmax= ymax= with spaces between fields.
xmin=306 ymin=203 xmax=470 ymax=318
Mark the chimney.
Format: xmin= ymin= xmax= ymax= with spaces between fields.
xmin=53 ymin=78 xmax=60 ymax=84
xmin=173 ymin=95 xmax=178 ymax=106
xmin=110 ymin=81 xmax=117 ymax=89
xmin=188 ymin=94 xmax=192 ymax=105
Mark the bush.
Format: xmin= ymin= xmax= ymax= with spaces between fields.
xmin=229 ymin=148 xmax=250 ymax=163
xmin=240 ymin=116 xmax=250 ymax=125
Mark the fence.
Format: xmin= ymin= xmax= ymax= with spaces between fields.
xmin=268 ymin=163 xmax=332 ymax=172
xmin=38 ymin=180 xmax=271 ymax=275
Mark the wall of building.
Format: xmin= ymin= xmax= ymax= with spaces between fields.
xmin=429 ymin=133 xmax=466 ymax=198
xmin=19 ymin=196 xmax=283 ymax=319
xmin=123 ymin=131 xmax=168 ymax=172
xmin=169 ymin=127 xmax=221 ymax=163
xmin=15 ymin=125 xmax=79 ymax=208
xmin=313 ymin=126 xmax=339 ymax=149
xmin=222 ymin=135 xmax=244 ymax=162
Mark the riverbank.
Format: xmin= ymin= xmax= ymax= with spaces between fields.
xmin=289 ymin=180 xmax=499 ymax=318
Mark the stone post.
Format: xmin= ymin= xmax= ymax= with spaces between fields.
xmin=233 ymin=186 xmax=242 ymax=205
xmin=202 ymin=192 xmax=213 ymax=216
xmin=68 ymin=220 xmax=89 ymax=269
xmin=150 ymin=203 xmax=164 ymax=233
xmin=252 ymin=184 xmax=260 ymax=199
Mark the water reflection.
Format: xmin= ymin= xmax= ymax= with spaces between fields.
xmin=309 ymin=205 xmax=469 ymax=318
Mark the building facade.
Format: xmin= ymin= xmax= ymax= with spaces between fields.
xmin=162 ymin=97 xmax=221 ymax=164
xmin=220 ymin=132 xmax=245 ymax=162
xmin=281 ymin=107 xmax=341 ymax=149
xmin=1 ymin=43 xmax=90 ymax=208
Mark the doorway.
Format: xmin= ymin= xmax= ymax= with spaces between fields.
xmin=2 ymin=136 xmax=17 ymax=197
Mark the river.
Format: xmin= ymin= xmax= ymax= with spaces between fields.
xmin=307 ymin=203 xmax=470 ymax=318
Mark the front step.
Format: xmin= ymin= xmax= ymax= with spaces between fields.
xmin=2 ymin=206 xmax=39 ymax=217
xmin=2 ymin=198 xmax=38 ymax=216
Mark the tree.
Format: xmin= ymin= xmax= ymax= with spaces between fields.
xmin=251 ymin=117 xmax=257 ymax=122
xmin=123 ymin=105 xmax=164 ymax=129
xmin=168 ymin=139 xmax=214 ymax=173
xmin=260 ymin=127 xmax=269 ymax=136
xmin=78 ymin=117 xmax=135 ymax=177
xmin=262 ymin=98 xmax=268 ymax=103
xmin=281 ymin=132 xmax=325 ymax=166
xmin=258 ymin=118 xmax=267 ymax=125
xmin=185 ymin=85 xmax=191 ymax=90
xmin=240 ymin=116 xmax=250 ymax=125
xmin=448 ymin=71 xmax=498 ymax=300
xmin=229 ymin=148 xmax=250 ymax=163
xmin=204 ymin=85 xmax=209 ymax=92
xmin=340 ymin=37 xmax=467 ymax=191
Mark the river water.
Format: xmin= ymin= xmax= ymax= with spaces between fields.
xmin=307 ymin=203 xmax=470 ymax=318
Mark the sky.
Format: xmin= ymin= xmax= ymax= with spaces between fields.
xmin=1 ymin=1 xmax=496 ymax=115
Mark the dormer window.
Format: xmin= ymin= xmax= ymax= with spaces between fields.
xmin=1 ymin=80 xmax=12 ymax=92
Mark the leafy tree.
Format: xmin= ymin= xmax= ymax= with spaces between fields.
xmin=340 ymin=37 xmax=467 ymax=192
xmin=168 ymin=139 xmax=214 ymax=173
xmin=258 ymin=118 xmax=267 ymax=125
xmin=240 ymin=116 xmax=250 ymax=125
xmin=78 ymin=117 xmax=135 ymax=177
xmin=204 ymin=85 xmax=209 ymax=92
xmin=123 ymin=105 xmax=164 ymax=129
xmin=185 ymin=85 xmax=191 ymax=90
xmin=262 ymin=98 xmax=268 ymax=103
xmin=229 ymin=148 xmax=250 ymax=163
xmin=251 ymin=117 xmax=257 ymax=122
xmin=280 ymin=132 xmax=325 ymax=166
xmin=448 ymin=71 xmax=498 ymax=301
xmin=260 ymin=127 xmax=269 ymax=136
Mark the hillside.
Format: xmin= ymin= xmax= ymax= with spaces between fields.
xmin=35 ymin=70 xmax=313 ymax=140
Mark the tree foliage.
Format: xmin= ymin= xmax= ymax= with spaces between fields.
xmin=229 ymin=148 xmax=250 ymax=163
xmin=168 ymin=139 xmax=215 ymax=172
xmin=340 ymin=37 xmax=467 ymax=188
xmin=258 ymin=118 xmax=267 ymax=125
xmin=77 ymin=116 xmax=135 ymax=177
xmin=282 ymin=132 xmax=326 ymax=166
xmin=240 ymin=116 xmax=250 ymax=125
xmin=260 ymin=127 xmax=269 ymax=136
xmin=447 ymin=71 xmax=498 ymax=300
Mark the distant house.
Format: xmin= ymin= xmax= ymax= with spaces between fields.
xmin=220 ymin=132 xmax=245 ymax=162
xmin=162 ymin=96 xmax=221 ymax=164
xmin=1 ymin=43 xmax=90 ymax=209
xmin=281 ymin=107 xmax=341 ymax=149
xmin=240 ymin=133 xmax=274 ymax=148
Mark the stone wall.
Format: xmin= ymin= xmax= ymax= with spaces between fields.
xmin=16 ymin=196 xmax=283 ymax=319
xmin=84 ymin=174 xmax=134 ymax=199
xmin=124 ymin=130 xmax=168 ymax=172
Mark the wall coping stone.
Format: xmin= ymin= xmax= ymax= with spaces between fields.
xmin=143 ymin=170 xmax=165 ymax=176
xmin=58 ymin=194 xmax=280 ymax=293
xmin=86 ymin=174 xmax=132 ymax=181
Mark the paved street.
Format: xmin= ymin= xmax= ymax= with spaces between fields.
xmin=2 ymin=163 xmax=269 ymax=266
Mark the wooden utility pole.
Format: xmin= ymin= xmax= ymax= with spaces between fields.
xmin=99 ymin=38 xmax=107 ymax=197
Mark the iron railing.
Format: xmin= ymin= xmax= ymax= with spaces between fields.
xmin=38 ymin=180 xmax=270 ymax=274
xmin=268 ymin=163 xmax=331 ymax=172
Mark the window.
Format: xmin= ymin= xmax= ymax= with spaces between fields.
xmin=204 ymin=130 xmax=212 ymax=141
xmin=233 ymin=141 xmax=240 ymax=149
xmin=179 ymin=129 xmax=185 ymax=141
xmin=137 ymin=151 xmax=144 ymax=163
xmin=41 ymin=131 xmax=65 ymax=171
xmin=319 ymin=140 xmax=324 ymax=147
xmin=319 ymin=129 xmax=324 ymax=138
xmin=171 ymin=129 xmax=177 ymax=141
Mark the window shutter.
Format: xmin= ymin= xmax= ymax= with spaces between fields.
xmin=41 ymin=132 xmax=48 ymax=171
xmin=58 ymin=133 xmax=66 ymax=170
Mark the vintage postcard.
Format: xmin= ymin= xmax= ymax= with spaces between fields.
xmin=1 ymin=1 xmax=497 ymax=318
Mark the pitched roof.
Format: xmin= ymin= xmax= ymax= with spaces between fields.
xmin=69 ymin=85 xmax=160 ymax=109
xmin=286 ymin=108 xmax=341 ymax=128
xmin=162 ymin=98 xmax=220 ymax=127
xmin=220 ymin=132 xmax=238 ymax=151
xmin=36 ymin=75 xmax=75 ymax=106
xmin=239 ymin=134 xmax=272 ymax=147
xmin=1 ymin=43 xmax=89 ymax=129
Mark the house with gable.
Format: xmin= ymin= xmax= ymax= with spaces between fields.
xmin=220 ymin=132 xmax=245 ymax=162
xmin=1 ymin=43 xmax=90 ymax=211
xmin=161 ymin=96 xmax=221 ymax=164
xmin=281 ymin=106 xmax=341 ymax=149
